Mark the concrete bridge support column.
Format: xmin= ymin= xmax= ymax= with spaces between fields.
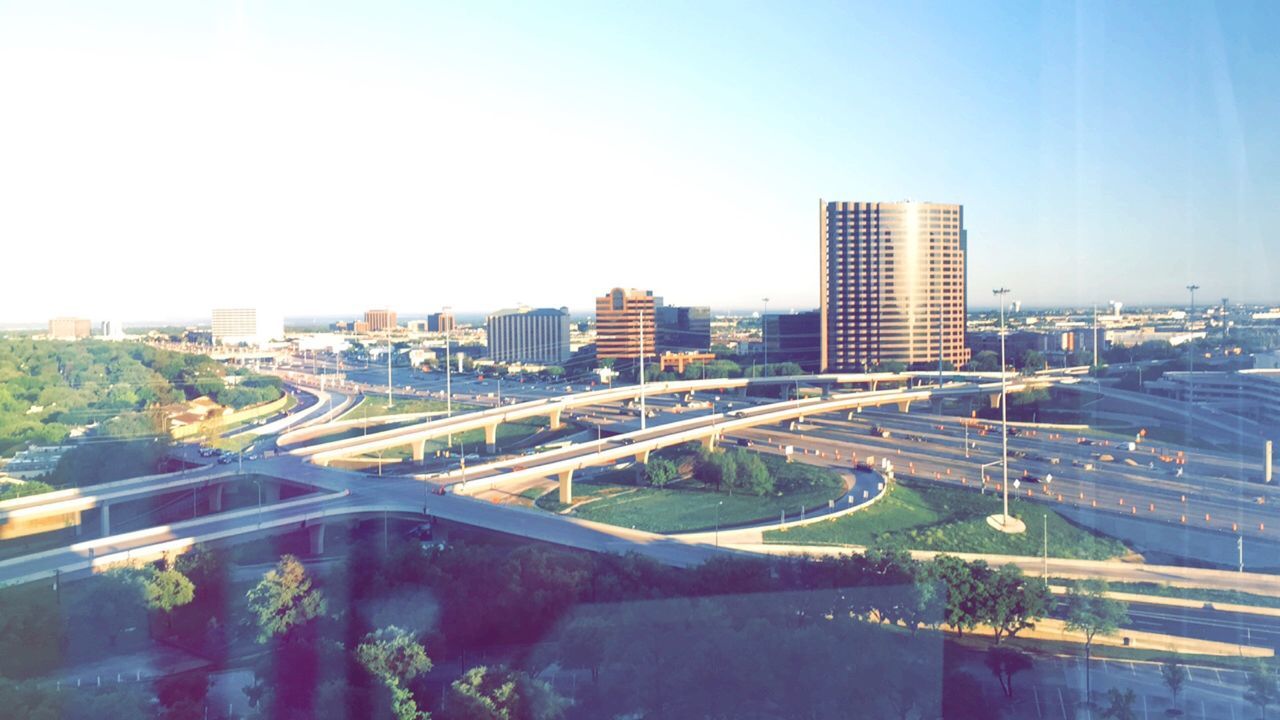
xmin=846 ymin=408 xmax=862 ymax=420
xmin=930 ymin=398 xmax=943 ymax=414
xmin=411 ymin=440 xmax=426 ymax=464
xmin=307 ymin=523 xmax=326 ymax=556
xmin=100 ymin=503 xmax=111 ymax=536
xmin=209 ymin=484 xmax=225 ymax=512
xmin=263 ymin=482 xmax=282 ymax=504
xmin=988 ymin=393 xmax=1002 ymax=409
xmin=74 ymin=511 xmax=83 ymax=537
xmin=483 ymin=423 xmax=499 ymax=454
xmin=549 ymin=408 xmax=563 ymax=430
xmin=557 ymin=469 xmax=574 ymax=504
xmin=896 ymin=400 xmax=911 ymax=414
xmin=699 ymin=434 xmax=719 ymax=452
xmin=870 ymin=380 xmax=879 ymax=392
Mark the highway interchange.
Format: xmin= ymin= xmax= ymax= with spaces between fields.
xmin=3 ymin=358 xmax=1279 ymax=657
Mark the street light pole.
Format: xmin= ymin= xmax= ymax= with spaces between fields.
xmin=639 ymin=302 xmax=647 ymax=431
xmin=444 ymin=306 xmax=453 ymax=447
xmin=715 ymin=500 xmax=723 ymax=548
xmin=994 ymin=287 xmax=1012 ymax=529
xmin=386 ymin=324 xmax=393 ymax=409
xmin=762 ymin=297 xmax=770 ymax=369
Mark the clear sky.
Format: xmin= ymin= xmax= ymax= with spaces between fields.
xmin=1 ymin=1 xmax=1276 ymax=323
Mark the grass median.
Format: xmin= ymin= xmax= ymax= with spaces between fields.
xmin=764 ymin=479 xmax=1130 ymax=560
xmin=536 ymin=454 xmax=852 ymax=534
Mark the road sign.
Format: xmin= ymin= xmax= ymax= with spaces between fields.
xmin=1013 ymin=479 xmax=1021 ymax=489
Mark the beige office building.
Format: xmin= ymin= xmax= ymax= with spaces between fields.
xmin=48 ymin=317 xmax=91 ymax=341
xmin=819 ymin=200 xmax=970 ymax=371
xmin=363 ymin=309 xmax=398 ymax=332
xmin=595 ymin=288 xmax=657 ymax=361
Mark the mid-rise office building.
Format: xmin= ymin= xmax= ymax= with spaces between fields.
xmin=48 ymin=317 xmax=91 ymax=341
xmin=426 ymin=311 xmax=456 ymax=333
xmin=656 ymin=305 xmax=711 ymax=352
xmin=819 ymin=200 xmax=969 ymax=371
xmin=100 ymin=319 xmax=126 ymax=341
xmin=363 ymin=309 xmax=398 ymax=332
xmin=211 ymin=308 xmax=283 ymax=346
xmin=486 ymin=306 xmax=570 ymax=364
xmin=764 ymin=310 xmax=821 ymax=370
xmin=595 ymin=288 xmax=656 ymax=361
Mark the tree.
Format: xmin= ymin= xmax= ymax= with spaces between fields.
xmin=931 ymin=555 xmax=987 ymax=638
xmin=643 ymin=456 xmax=679 ymax=488
xmin=1018 ymin=350 xmax=1047 ymax=372
xmin=443 ymin=665 xmax=568 ymax=720
xmin=731 ymin=451 xmax=774 ymax=497
xmin=245 ymin=554 xmax=327 ymax=643
xmin=1246 ymin=662 xmax=1278 ymax=720
xmin=984 ymin=646 xmax=1033 ymax=699
xmin=1063 ymin=579 xmax=1128 ymax=704
xmin=81 ymin=569 xmax=147 ymax=647
xmin=981 ymin=565 xmax=1052 ymax=645
xmin=1160 ymin=657 xmax=1188 ymax=716
xmin=156 ymin=670 xmax=210 ymax=720
xmin=141 ymin=566 xmax=195 ymax=631
xmin=967 ymin=351 xmax=1001 ymax=372
xmin=357 ymin=626 xmax=432 ymax=720
xmin=1099 ymin=687 xmax=1137 ymax=720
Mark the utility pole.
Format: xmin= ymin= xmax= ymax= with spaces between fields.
xmin=1238 ymin=535 xmax=1244 ymax=573
xmin=994 ymin=287 xmax=1013 ymax=529
xmin=386 ymin=323 xmax=393 ymax=409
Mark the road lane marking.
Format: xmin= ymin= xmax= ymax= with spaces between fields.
xmin=1058 ymin=688 xmax=1068 ymax=719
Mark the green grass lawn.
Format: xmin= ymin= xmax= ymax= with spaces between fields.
xmin=536 ymin=460 xmax=849 ymax=533
xmin=339 ymin=396 xmax=462 ymax=421
xmin=1084 ymin=581 xmax=1280 ymax=610
xmin=764 ymin=480 xmax=1129 ymax=560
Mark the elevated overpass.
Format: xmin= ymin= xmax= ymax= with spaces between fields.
xmin=442 ymin=377 xmax=1058 ymax=503
xmin=294 ymin=371 xmax=1038 ymax=467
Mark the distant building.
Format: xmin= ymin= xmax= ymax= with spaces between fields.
xmin=486 ymin=306 xmax=570 ymax=364
xmin=764 ymin=311 xmax=821 ymax=370
xmin=1146 ymin=370 xmax=1280 ymax=426
xmin=819 ymin=200 xmax=969 ymax=371
xmin=655 ymin=305 xmax=711 ymax=352
xmin=353 ymin=321 xmax=371 ymax=334
xmin=406 ymin=320 xmax=429 ymax=333
xmin=364 ymin=309 xmax=398 ymax=332
xmin=595 ymin=288 xmax=656 ymax=361
xmin=100 ymin=319 xmax=126 ymax=340
xmin=48 ymin=317 xmax=91 ymax=341
xmin=212 ymin=308 xmax=283 ymax=346
xmin=331 ymin=320 xmax=351 ymax=333
xmin=659 ymin=351 xmax=716 ymax=374
xmin=426 ymin=311 xmax=456 ymax=333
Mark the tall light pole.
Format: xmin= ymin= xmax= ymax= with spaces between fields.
xmin=993 ymin=287 xmax=1016 ymax=531
xmin=385 ymin=321 xmax=393 ymax=409
xmin=1185 ymin=284 xmax=1200 ymax=381
xmin=443 ymin=306 xmax=453 ymax=447
xmin=638 ymin=301 xmax=647 ymax=431
xmin=1092 ymin=304 xmax=1099 ymax=369
xmin=762 ymin=297 xmax=770 ymax=370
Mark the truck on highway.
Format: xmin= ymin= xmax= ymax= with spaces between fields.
xmin=870 ymin=426 xmax=891 ymax=439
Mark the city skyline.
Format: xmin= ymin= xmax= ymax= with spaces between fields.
xmin=1 ymin=2 xmax=1277 ymax=321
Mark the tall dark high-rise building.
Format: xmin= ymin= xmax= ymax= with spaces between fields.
xmin=486 ymin=306 xmax=570 ymax=364
xmin=819 ymin=200 xmax=969 ymax=371
xmin=764 ymin=311 xmax=821 ymax=370
xmin=655 ymin=305 xmax=711 ymax=352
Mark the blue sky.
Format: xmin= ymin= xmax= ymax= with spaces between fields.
xmin=0 ymin=1 xmax=1276 ymax=321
